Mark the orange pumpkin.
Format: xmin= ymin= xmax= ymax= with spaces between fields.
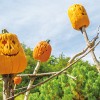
xmin=33 ymin=40 xmax=52 ymax=62
xmin=0 ymin=29 xmax=27 ymax=74
xmin=13 ymin=76 xmax=22 ymax=85
xmin=68 ymin=4 xmax=90 ymax=30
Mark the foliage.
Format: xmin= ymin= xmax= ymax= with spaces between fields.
xmin=28 ymin=61 xmax=100 ymax=100
xmin=0 ymin=81 xmax=3 ymax=100
xmin=15 ymin=95 xmax=24 ymax=100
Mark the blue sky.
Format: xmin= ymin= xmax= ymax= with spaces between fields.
xmin=0 ymin=0 xmax=100 ymax=64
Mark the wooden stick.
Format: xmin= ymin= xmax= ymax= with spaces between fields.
xmin=14 ymin=85 xmax=34 ymax=91
xmin=68 ymin=46 xmax=88 ymax=63
xmin=17 ymin=72 xmax=76 ymax=80
xmin=69 ymin=28 xmax=99 ymax=64
xmin=81 ymin=27 xmax=100 ymax=72
xmin=24 ymin=61 xmax=41 ymax=100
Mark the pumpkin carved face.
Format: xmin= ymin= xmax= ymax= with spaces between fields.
xmin=0 ymin=29 xmax=27 ymax=74
xmin=68 ymin=4 xmax=90 ymax=30
xmin=33 ymin=40 xmax=52 ymax=62
xmin=0 ymin=33 xmax=20 ymax=56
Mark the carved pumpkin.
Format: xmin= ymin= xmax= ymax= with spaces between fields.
xmin=0 ymin=29 xmax=27 ymax=74
xmin=13 ymin=76 xmax=22 ymax=85
xmin=33 ymin=40 xmax=52 ymax=62
xmin=68 ymin=4 xmax=90 ymax=30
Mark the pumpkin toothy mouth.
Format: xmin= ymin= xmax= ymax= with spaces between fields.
xmin=2 ymin=51 xmax=19 ymax=56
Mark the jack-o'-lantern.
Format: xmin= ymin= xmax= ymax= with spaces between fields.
xmin=68 ymin=4 xmax=90 ymax=30
xmin=0 ymin=29 xmax=27 ymax=74
xmin=33 ymin=40 xmax=52 ymax=62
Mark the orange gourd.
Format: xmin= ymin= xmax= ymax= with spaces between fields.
xmin=68 ymin=4 xmax=90 ymax=30
xmin=13 ymin=76 xmax=22 ymax=85
xmin=0 ymin=29 xmax=27 ymax=74
xmin=33 ymin=40 xmax=52 ymax=62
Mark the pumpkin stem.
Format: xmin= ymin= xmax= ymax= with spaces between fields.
xmin=2 ymin=29 xmax=9 ymax=34
xmin=46 ymin=39 xmax=50 ymax=43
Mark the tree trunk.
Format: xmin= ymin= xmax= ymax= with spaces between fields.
xmin=2 ymin=74 xmax=14 ymax=100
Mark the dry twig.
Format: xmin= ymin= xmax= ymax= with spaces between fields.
xmin=24 ymin=61 xmax=41 ymax=100
xmin=68 ymin=46 xmax=88 ymax=63
xmin=17 ymin=72 xmax=76 ymax=80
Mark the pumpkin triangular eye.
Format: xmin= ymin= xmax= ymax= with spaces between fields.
xmin=2 ymin=40 xmax=7 ymax=45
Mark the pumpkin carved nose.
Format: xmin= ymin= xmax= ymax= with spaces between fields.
xmin=6 ymin=44 xmax=12 ymax=49
xmin=9 ymin=45 xmax=12 ymax=49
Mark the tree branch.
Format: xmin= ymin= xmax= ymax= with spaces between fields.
xmin=7 ymin=40 xmax=100 ymax=100
xmin=14 ymin=85 xmax=34 ymax=91
xmin=81 ymin=27 xmax=100 ymax=72
xmin=24 ymin=61 xmax=41 ymax=100
xmin=17 ymin=72 xmax=76 ymax=80
xmin=68 ymin=46 xmax=88 ymax=63
xmin=89 ymin=30 xmax=99 ymax=48
xmin=69 ymin=29 xmax=99 ymax=64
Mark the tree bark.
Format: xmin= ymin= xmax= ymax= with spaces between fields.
xmin=2 ymin=74 xmax=14 ymax=100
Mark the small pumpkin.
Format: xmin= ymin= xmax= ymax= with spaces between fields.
xmin=33 ymin=40 xmax=52 ymax=62
xmin=13 ymin=76 xmax=22 ymax=85
xmin=68 ymin=4 xmax=90 ymax=30
xmin=0 ymin=29 xmax=27 ymax=74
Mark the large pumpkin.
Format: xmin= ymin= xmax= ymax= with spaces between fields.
xmin=0 ymin=29 xmax=27 ymax=74
xmin=68 ymin=4 xmax=90 ymax=30
xmin=33 ymin=40 xmax=52 ymax=62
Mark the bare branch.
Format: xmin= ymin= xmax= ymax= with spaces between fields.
xmin=17 ymin=72 xmax=76 ymax=80
xmin=69 ymin=46 xmax=88 ymax=63
xmin=90 ymin=30 xmax=99 ymax=48
xmin=91 ymin=33 xmax=99 ymax=42
xmin=69 ymin=26 xmax=100 ymax=64
xmin=14 ymin=85 xmax=34 ymax=91
xmin=81 ymin=27 xmax=100 ymax=72
xmin=91 ymin=25 xmax=100 ymax=41
xmin=66 ymin=74 xmax=77 ymax=79
xmin=24 ymin=61 xmax=41 ymax=100
xmin=7 ymin=40 xmax=100 ymax=100
xmin=97 ymin=25 xmax=100 ymax=34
